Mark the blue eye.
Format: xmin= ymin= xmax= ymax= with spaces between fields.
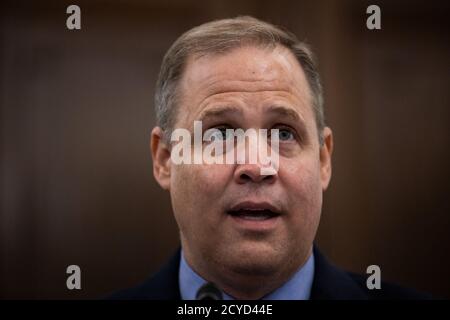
xmin=275 ymin=128 xmax=295 ymax=141
xmin=206 ymin=127 xmax=233 ymax=141
xmin=218 ymin=128 xmax=230 ymax=140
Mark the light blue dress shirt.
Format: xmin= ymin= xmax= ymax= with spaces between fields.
xmin=179 ymin=250 xmax=315 ymax=300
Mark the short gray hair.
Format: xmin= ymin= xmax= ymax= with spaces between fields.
xmin=154 ymin=16 xmax=325 ymax=144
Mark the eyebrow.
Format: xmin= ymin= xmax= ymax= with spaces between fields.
xmin=196 ymin=104 xmax=306 ymax=128
xmin=197 ymin=105 xmax=243 ymax=121
xmin=266 ymin=105 xmax=305 ymax=124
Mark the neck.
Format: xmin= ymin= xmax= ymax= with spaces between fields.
xmin=183 ymin=245 xmax=313 ymax=300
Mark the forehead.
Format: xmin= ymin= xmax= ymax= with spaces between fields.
xmin=177 ymin=45 xmax=313 ymax=122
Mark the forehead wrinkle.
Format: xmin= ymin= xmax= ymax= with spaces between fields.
xmin=178 ymin=46 xmax=314 ymax=128
xmin=200 ymin=76 xmax=293 ymax=97
xmin=190 ymin=89 xmax=294 ymax=122
xmin=193 ymin=74 xmax=310 ymax=113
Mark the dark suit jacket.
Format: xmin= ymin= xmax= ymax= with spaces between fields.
xmin=109 ymin=246 xmax=431 ymax=300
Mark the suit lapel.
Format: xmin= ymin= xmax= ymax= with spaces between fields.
xmin=310 ymin=246 xmax=368 ymax=300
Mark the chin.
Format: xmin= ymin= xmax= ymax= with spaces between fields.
xmin=220 ymin=242 xmax=283 ymax=276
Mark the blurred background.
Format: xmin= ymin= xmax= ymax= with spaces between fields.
xmin=1 ymin=0 xmax=449 ymax=299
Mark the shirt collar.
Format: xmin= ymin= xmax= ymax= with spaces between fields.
xmin=179 ymin=250 xmax=315 ymax=300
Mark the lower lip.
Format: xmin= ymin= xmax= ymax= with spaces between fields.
xmin=228 ymin=214 xmax=281 ymax=231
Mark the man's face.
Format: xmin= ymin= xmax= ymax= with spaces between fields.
xmin=152 ymin=45 xmax=333 ymax=282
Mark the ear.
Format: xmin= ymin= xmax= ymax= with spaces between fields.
xmin=319 ymin=127 xmax=333 ymax=191
xmin=150 ymin=127 xmax=171 ymax=190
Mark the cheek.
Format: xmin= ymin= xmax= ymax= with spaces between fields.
xmin=280 ymin=156 xmax=323 ymax=227
xmin=281 ymin=154 xmax=322 ymax=192
xmin=171 ymin=164 xmax=233 ymax=197
xmin=170 ymin=163 xmax=234 ymax=224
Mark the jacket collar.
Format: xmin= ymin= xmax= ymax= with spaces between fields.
xmin=310 ymin=245 xmax=368 ymax=300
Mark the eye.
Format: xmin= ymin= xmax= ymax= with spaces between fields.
xmin=272 ymin=127 xmax=296 ymax=141
xmin=205 ymin=126 xmax=234 ymax=141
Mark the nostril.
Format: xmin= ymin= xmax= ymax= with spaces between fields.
xmin=239 ymin=173 xmax=252 ymax=181
xmin=238 ymin=172 xmax=274 ymax=183
xmin=235 ymin=164 xmax=277 ymax=184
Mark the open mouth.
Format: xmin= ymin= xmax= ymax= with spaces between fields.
xmin=227 ymin=209 xmax=280 ymax=221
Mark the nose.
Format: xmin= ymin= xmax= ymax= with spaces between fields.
xmin=234 ymin=163 xmax=277 ymax=184
xmin=232 ymin=130 xmax=279 ymax=184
